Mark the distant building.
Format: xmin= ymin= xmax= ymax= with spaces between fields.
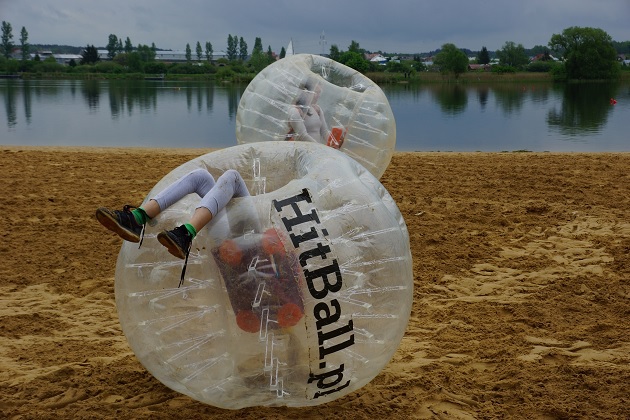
xmin=365 ymin=53 xmax=387 ymax=65
xmin=29 ymin=50 xmax=82 ymax=64
xmin=468 ymin=64 xmax=490 ymax=71
xmin=96 ymin=49 xmax=229 ymax=63
xmin=52 ymin=54 xmax=83 ymax=65
xmin=530 ymin=53 xmax=559 ymax=62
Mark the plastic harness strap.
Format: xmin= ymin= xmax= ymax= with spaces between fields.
xmin=178 ymin=241 xmax=192 ymax=288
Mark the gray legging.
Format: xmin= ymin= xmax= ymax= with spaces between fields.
xmin=152 ymin=168 xmax=250 ymax=217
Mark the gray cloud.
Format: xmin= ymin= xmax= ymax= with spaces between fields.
xmin=1 ymin=0 xmax=628 ymax=53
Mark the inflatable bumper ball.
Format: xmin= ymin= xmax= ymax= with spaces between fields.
xmin=236 ymin=54 xmax=396 ymax=179
xmin=114 ymin=142 xmax=413 ymax=409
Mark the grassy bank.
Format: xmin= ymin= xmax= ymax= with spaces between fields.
xmin=15 ymin=72 xmax=256 ymax=82
xmin=367 ymin=70 xmax=630 ymax=84
xmin=6 ymin=69 xmax=629 ymax=85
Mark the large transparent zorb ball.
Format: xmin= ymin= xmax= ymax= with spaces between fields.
xmin=115 ymin=142 xmax=412 ymax=409
xmin=236 ymin=54 xmax=395 ymax=179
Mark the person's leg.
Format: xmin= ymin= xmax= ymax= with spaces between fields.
xmin=158 ymin=169 xmax=250 ymax=258
xmin=195 ymin=169 xmax=250 ymax=228
xmin=150 ymin=168 xmax=216 ymax=216
xmin=158 ymin=170 xmax=251 ymax=287
xmin=96 ymin=169 xmax=216 ymax=242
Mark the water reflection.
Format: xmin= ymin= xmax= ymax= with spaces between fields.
xmin=106 ymin=81 xmax=158 ymax=118
xmin=31 ymin=80 xmax=243 ymax=119
xmin=81 ymin=80 xmax=100 ymax=111
xmin=383 ymin=81 xmax=627 ymax=151
xmin=23 ymin=81 xmax=32 ymax=124
xmin=1 ymin=79 xmax=628 ymax=151
xmin=477 ymin=86 xmax=489 ymax=109
xmin=492 ymin=84 xmax=528 ymax=115
xmin=3 ymin=80 xmax=17 ymax=127
xmin=431 ymin=84 xmax=468 ymax=115
xmin=547 ymin=83 xmax=618 ymax=136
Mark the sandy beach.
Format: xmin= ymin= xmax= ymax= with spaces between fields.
xmin=0 ymin=147 xmax=628 ymax=419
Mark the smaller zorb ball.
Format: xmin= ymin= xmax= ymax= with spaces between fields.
xmin=114 ymin=142 xmax=412 ymax=409
xmin=236 ymin=54 xmax=396 ymax=179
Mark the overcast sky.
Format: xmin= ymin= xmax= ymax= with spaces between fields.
xmin=1 ymin=0 xmax=629 ymax=54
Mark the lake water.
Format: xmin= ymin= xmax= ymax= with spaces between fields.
xmin=1 ymin=79 xmax=628 ymax=151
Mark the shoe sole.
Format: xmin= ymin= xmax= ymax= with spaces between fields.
xmin=157 ymin=231 xmax=186 ymax=259
xmin=96 ymin=208 xmax=140 ymax=243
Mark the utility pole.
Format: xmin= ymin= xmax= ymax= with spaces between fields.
xmin=319 ymin=31 xmax=327 ymax=56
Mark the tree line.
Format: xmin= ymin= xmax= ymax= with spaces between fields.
xmin=0 ymin=22 xmax=281 ymax=78
xmin=431 ymin=27 xmax=624 ymax=81
xmin=1 ymin=20 xmax=628 ymax=82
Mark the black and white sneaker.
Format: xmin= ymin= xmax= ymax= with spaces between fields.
xmin=157 ymin=225 xmax=193 ymax=259
xmin=96 ymin=205 xmax=145 ymax=243
xmin=158 ymin=225 xmax=194 ymax=287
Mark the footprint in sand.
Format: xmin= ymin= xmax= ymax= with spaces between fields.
xmin=518 ymin=336 xmax=630 ymax=367
xmin=433 ymin=216 xmax=627 ymax=305
xmin=43 ymin=387 xmax=88 ymax=409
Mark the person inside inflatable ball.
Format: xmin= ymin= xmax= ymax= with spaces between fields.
xmin=100 ymin=142 xmax=413 ymax=408
xmin=96 ymin=168 xmax=259 ymax=288
xmin=286 ymin=76 xmax=345 ymax=149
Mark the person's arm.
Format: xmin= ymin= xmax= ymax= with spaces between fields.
xmin=288 ymin=106 xmax=319 ymax=143
xmin=314 ymin=104 xmax=330 ymax=142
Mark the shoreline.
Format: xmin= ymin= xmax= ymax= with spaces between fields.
xmin=3 ymin=144 xmax=629 ymax=155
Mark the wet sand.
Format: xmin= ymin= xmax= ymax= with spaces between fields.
xmin=1 ymin=147 xmax=628 ymax=419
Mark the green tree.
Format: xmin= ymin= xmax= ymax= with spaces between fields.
xmin=386 ymin=60 xmax=405 ymax=73
xmin=239 ymin=37 xmax=248 ymax=61
xmin=279 ymin=47 xmax=286 ymax=59
xmin=136 ymin=44 xmax=155 ymax=62
xmin=185 ymin=43 xmax=192 ymax=62
xmin=267 ymin=45 xmax=273 ymax=63
xmin=226 ymin=35 xmax=237 ymax=60
xmin=496 ymin=41 xmax=529 ymax=69
xmin=348 ymin=40 xmax=362 ymax=54
xmin=339 ymin=51 xmax=369 ymax=73
xmin=1 ymin=21 xmax=14 ymax=59
xmin=127 ymin=52 xmax=143 ymax=72
xmin=411 ymin=55 xmax=427 ymax=72
xmin=124 ymin=37 xmax=133 ymax=54
xmin=106 ymin=34 xmax=118 ymax=59
xmin=329 ymin=44 xmax=340 ymax=61
xmin=434 ymin=43 xmax=469 ymax=78
xmin=249 ymin=48 xmax=268 ymax=72
xmin=549 ymin=26 xmax=620 ymax=80
xmin=40 ymin=56 xmax=62 ymax=73
xmin=80 ymin=44 xmax=100 ymax=65
xmin=205 ymin=41 xmax=213 ymax=62
xmin=19 ymin=26 xmax=29 ymax=61
xmin=612 ymin=40 xmax=630 ymax=55
xmin=252 ymin=37 xmax=263 ymax=54
xmin=530 ymin=45 xmax=550 ymax=56
xmin=477 ymin=46 xmax=490 ymax=65
xmin=112 ymin=53 xmax=129 ymax=67
xmin=117 ymin=38 xmax=123 ymax=54
xmin=196 ymin=41 xmax=202 ymax=61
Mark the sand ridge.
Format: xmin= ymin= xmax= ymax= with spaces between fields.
xmin=0 ymin=148 xmax=628 ymax=419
